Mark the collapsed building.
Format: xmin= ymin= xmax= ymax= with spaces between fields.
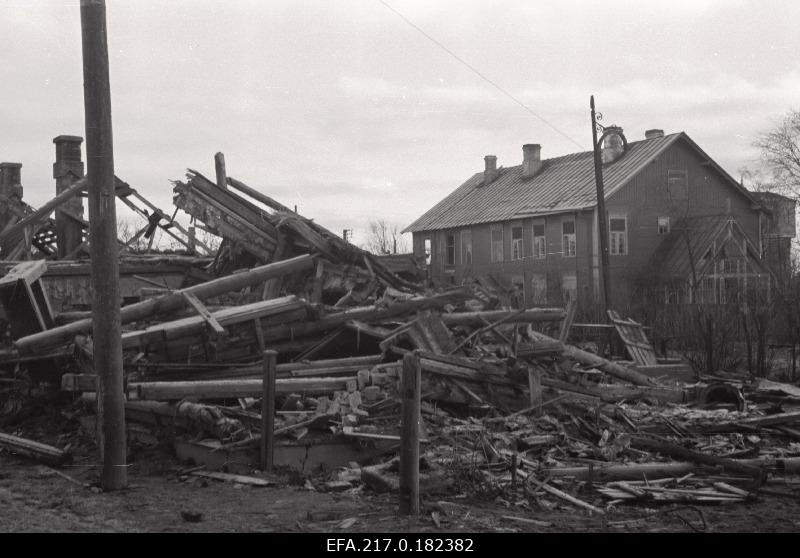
xmin=1 ymin=136 xmax=799 ymax=515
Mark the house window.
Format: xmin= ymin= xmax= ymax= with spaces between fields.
xmin=461 ymin=229 xmax=472 ymax=265
xmin=445 ymin=232 xmax=456 ymax=266
xmin=562 ymin=220 xmax=576 ymax=257
xmin=562 ymin=273 xmax=577 ymax=303
xmin=531 ymin=273 xmax=547 ymax=305
xmin=491 ymin=225 xmax=504 ymax=262
xmin=609 ymin=216 xmax=627 ymax=255
xmin=423 ymin=238 xmax=431 ymax=265
xmin=511 ymin=224 xmax=524 ymax=260
xmin=511 ymin=275 xmax=525 ymax=307
xmin=668 ymin=170 xmax=688 ymax=200
xmin=532 ymin=223 xmax=546 ymax=259
xmin=658 ymin=216 xmax=670 ymax=235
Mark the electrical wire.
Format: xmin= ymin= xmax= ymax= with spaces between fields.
xmin=377 ymin=0 xmax=586 ymax=150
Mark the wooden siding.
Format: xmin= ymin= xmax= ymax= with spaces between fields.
xmin=412 ymin=138 xmax=763 ymax=308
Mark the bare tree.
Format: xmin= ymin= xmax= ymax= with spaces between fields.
xmin=753 ymin=109 xmax=800 ymax=199
xmin=363 ymin=219 xmax=409 ymax=255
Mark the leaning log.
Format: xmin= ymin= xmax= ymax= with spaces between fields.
xmin=15 ymin=254 xmax=315 ymax=353
xmin=562 ymin=341 xmax=656 ymax=387
xmin=0 ymin=432 xmax=72 ymax=467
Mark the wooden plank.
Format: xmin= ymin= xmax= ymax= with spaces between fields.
xmin=181 ymin=291 xmax=226 ymax=336
xmin=608 ymin=310 xmax=657 ymax=365
xmin=15 ymin=255 xmax=314 ymax=353
xmin=559 ymin=297 xmax=577 ymax=343
xmin=190 ymin=470 xmax=274 ymax=487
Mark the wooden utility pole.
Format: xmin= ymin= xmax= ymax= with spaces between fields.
xmin=260 ymin=350 xmax=277 ymax=472
xmin=590 ymin=96 xmax=612 ymax=313
xmin=399 ymin=351 xmax=421 ymax=516
xmin=80 ymin=0 xmax=126 ymax=490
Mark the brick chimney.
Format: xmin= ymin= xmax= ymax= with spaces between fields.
xmin=0 ymin=162 xmax=23 ymax=199
xmin=645 ymin=129 xmax=664 ymax=140
xmin=53 ymin=135 xmax=85 ymax=258
xmin=522 ymin=144 xmax=542 ymax=178
xmin=483 ymin=155 xmax=499 ymax=185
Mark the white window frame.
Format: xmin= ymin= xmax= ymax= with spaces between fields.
xmin=423 ymin=238 xmax=432 ymax=265
xmin=609 ymin=215 xmax=628 ymax=256
xmin=511 ymin=224 xmax=524 ymax=261
xmin=562 ymin=220 xmax=576 ymax=258
xmin=658 ymin=216 xmax=670 ymax=235
xmin=532 ymin=222 xmax=546 ymax=259
xmin=461 ymin=229 xmax=472 ymax=265
xmin=491 ymin=225 xmax=504 ymax=262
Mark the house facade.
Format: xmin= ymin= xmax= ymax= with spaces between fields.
xmin=404 ymin=129 xmax=795 ymax=309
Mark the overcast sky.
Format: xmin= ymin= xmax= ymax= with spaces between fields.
xmin=1 ymin=0 xmax=798 ymax=247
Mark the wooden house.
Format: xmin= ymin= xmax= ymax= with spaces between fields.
xmin=403 ymin=128 xmax=795 ymax=309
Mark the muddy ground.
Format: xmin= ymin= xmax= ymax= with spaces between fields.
xmin=2 ymin=394 xmax=800 ymax=533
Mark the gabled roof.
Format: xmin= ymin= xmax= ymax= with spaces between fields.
xmin=648 ymin=215 xmax=770 ymax=281
xmin=404 ymin=132 xmax=757 ymax=233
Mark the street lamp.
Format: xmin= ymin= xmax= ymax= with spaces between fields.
xmin=590 ymin=96 xmax=628 ymax=314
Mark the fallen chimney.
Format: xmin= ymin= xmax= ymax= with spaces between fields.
xmin=522 ymin=144 xmax=542 ymax=179
xmin=645 ymin=129 xmax=664 ymax=140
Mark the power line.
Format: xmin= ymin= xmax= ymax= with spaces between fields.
xmin=377 ymin=0 xmax=586 ymax=150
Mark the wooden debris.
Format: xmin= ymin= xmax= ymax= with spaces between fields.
xmin=190 ymin=470 xmax=274 ymax=487
xmin=0 ymin=432 xmax=71 ymax=467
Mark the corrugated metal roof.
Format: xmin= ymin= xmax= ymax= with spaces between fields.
xmin=404 ymin=133 xmax=683 ymax=233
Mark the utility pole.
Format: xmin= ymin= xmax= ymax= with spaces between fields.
xmin=590 ymin=95 xmax=612 ymax=313
xmin=80 ymin=0 xmax=126 ymax=490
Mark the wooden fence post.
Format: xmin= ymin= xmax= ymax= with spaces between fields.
xmin=399 ymin=351 xmax=421 ymax=516
xmin=260 ymin=350 xmax=277 ymax=472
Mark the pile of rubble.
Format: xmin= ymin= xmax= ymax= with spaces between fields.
xmin=1 ymin=169 xmax=799 ymax=519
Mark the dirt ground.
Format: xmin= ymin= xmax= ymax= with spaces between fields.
xmin=2 ymin=450 xmax=800 ymax=533
xmin=2 ymin=394 xmax=800 ymax=533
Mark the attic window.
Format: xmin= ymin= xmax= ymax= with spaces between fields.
xmin=668 ymin=170 xmax=688 ymax=200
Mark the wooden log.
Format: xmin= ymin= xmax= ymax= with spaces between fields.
xmin=258 ymin=289 xmax=471 ymax=343
xmin=541 ymin=376 xmax=694 ymax=404
xmin=545 ymin=457 xmax=800 ymax=481
xmin=0 ymin=432 xmax=71 ymax=467
xmin=15 ymin=254 xmax=315 ymax=353
xmin=560 ymin=339 xmax=657 ymax=386
xmin=133 ymin=376 xmax=356 ymax=400
xmin=707 ymin=410 xmax=800 ymax=431
xmin=399 ymin=352 xmax=421 ymax=516
xmin=120 ymin=296 xmax=305 ymax=349
xmin=440 ymin=308 xmax=565 ymax=327
xmin=260 ymin=350 xmax=277 ymax=472
xmin=630 ymin=436 xmax=766 ymax=483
